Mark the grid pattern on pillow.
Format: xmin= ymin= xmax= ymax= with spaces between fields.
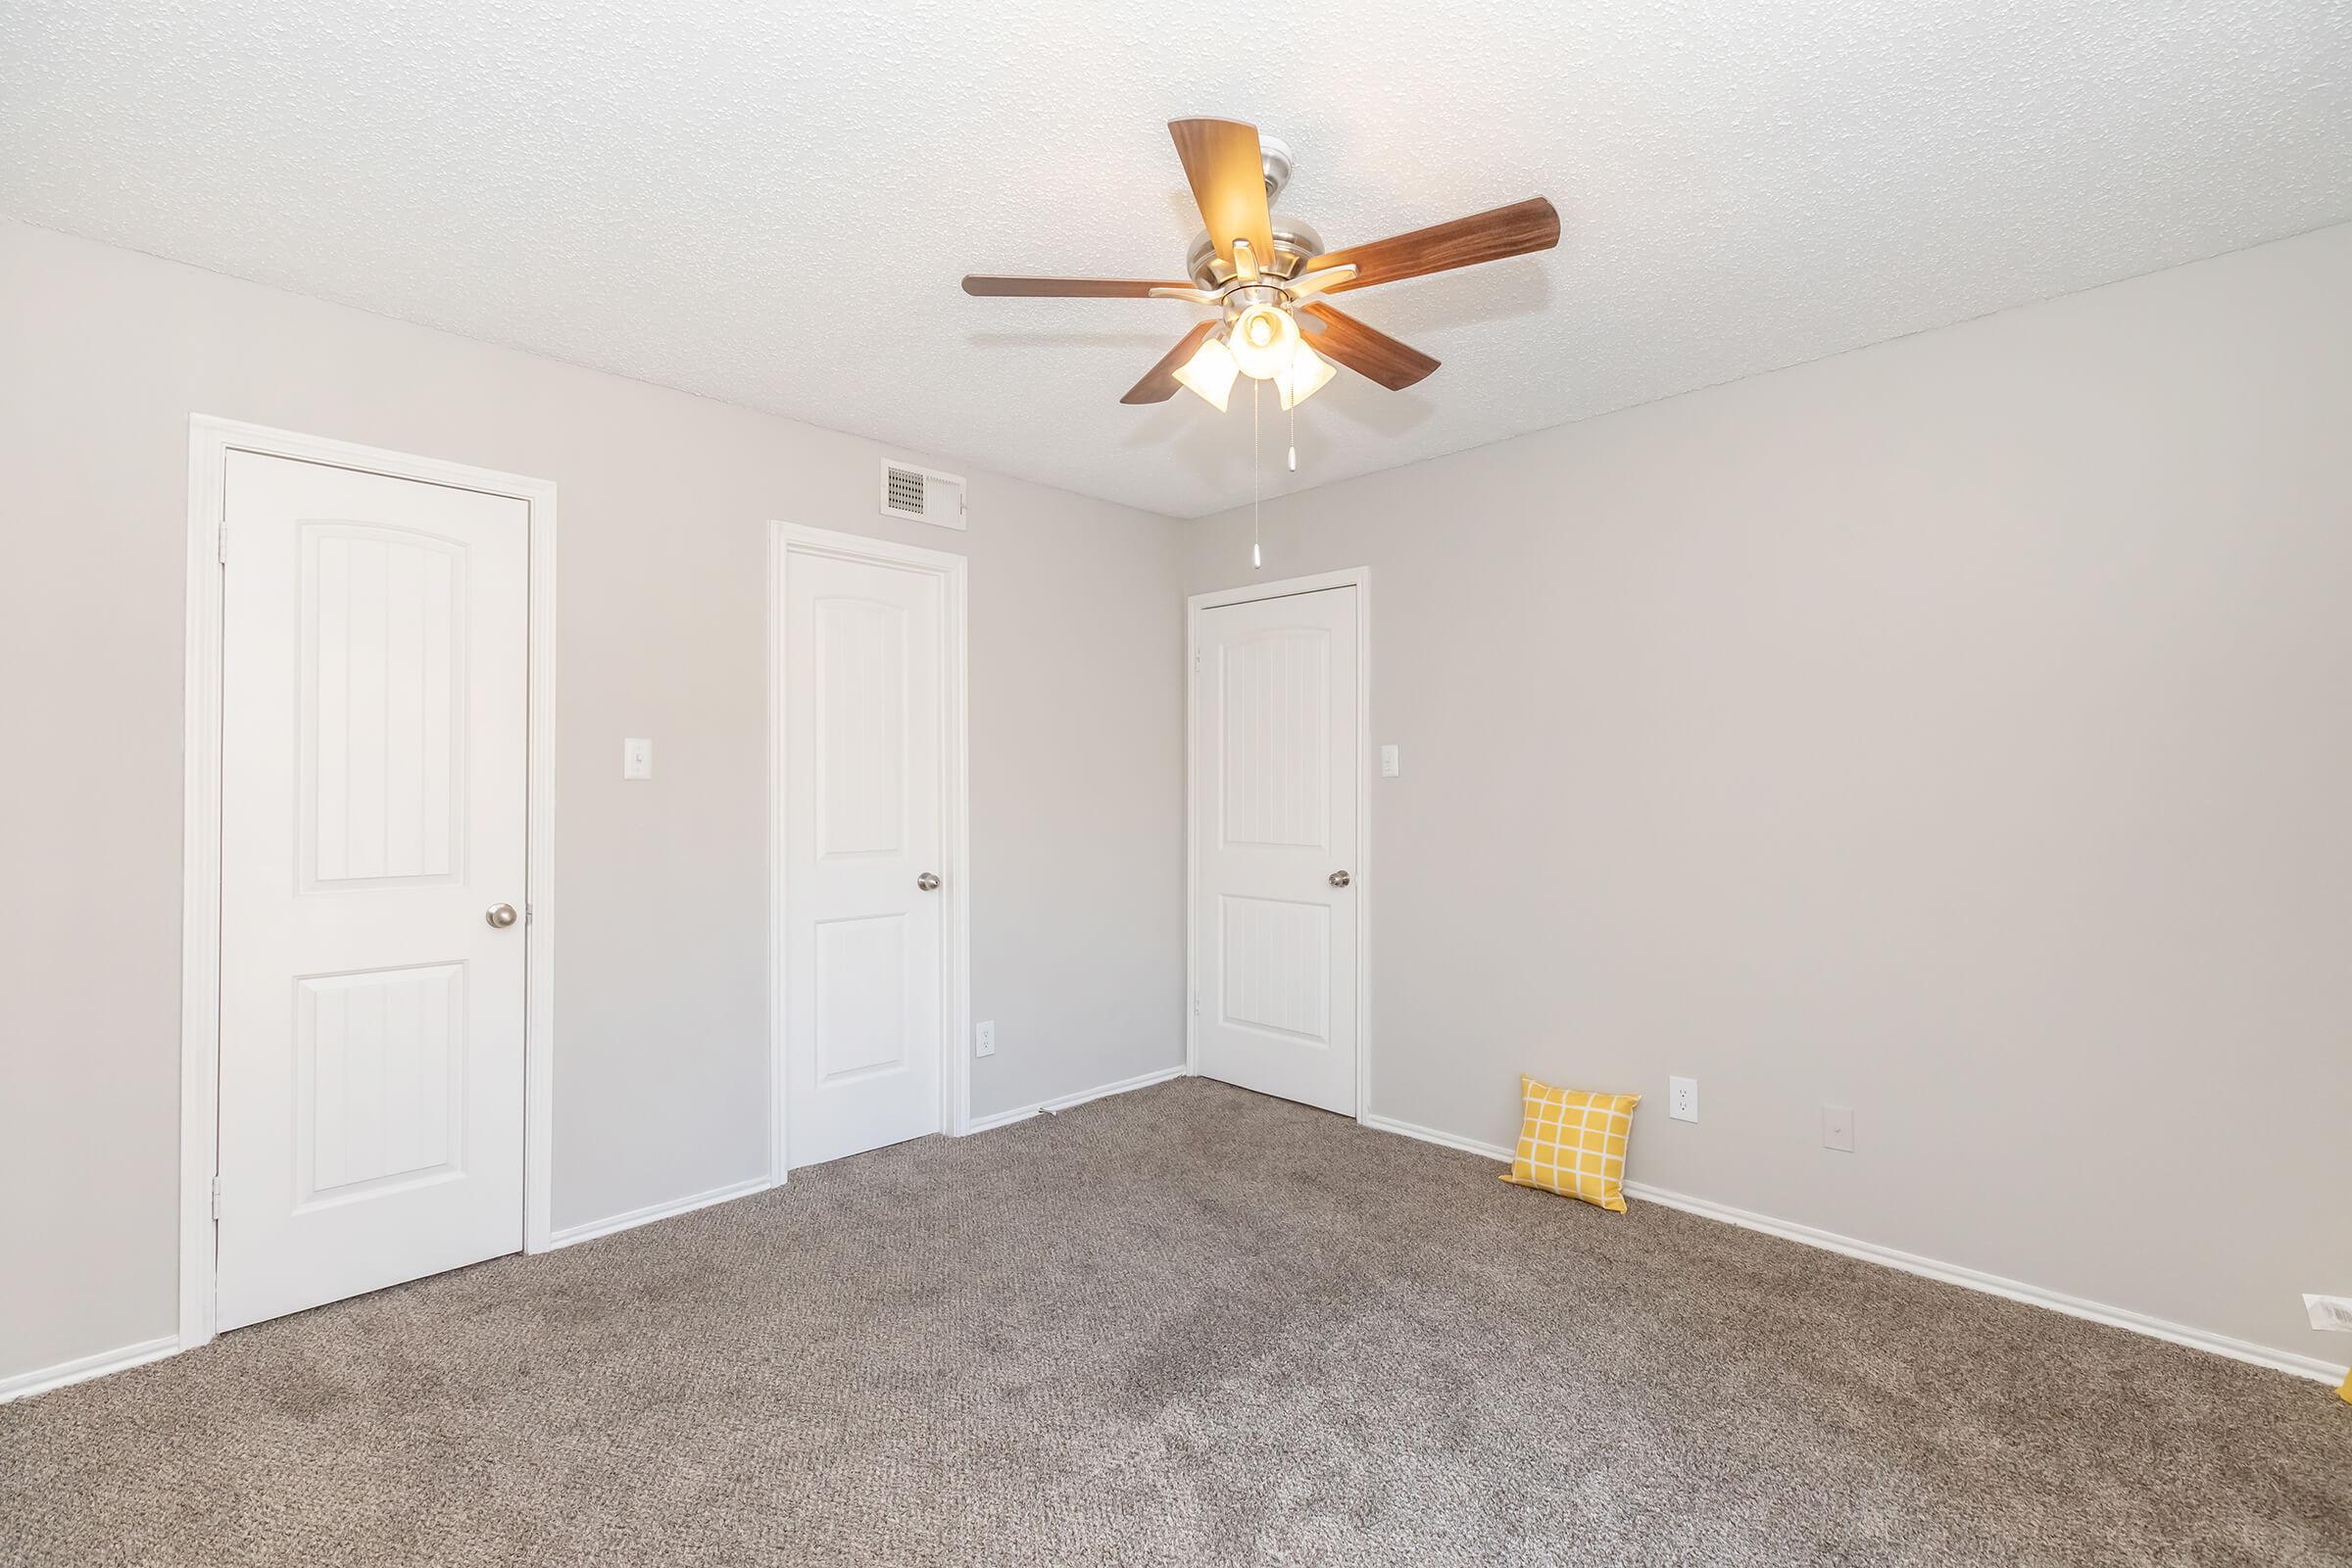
xmin=1501 ymin=1076 xmax=1641 ymax=1213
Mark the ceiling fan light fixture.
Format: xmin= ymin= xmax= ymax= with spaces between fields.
xmin=1172 ymin=332 xmax=1239 ymax=412
xmin=1228 ymin=302 xmax=1299 ymax=379
xmin=1276 ymin=342 xmax=1336 ymax=410
xmin=967 ymin=121 xmax=1553 ymax=412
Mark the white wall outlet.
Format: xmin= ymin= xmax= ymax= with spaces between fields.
xmin=1823 ymin=1104 xmax=1855 ymax=1152
xmin=975 ymin=1020 xmax=996 ymax=1058
xmin=1381 ymin=744 xmax=1400 ymax=778
xmin=622 ymin=737 xmax=653 ymax=779
xmin=1668 ymin=1076 xmax=1698 ymax=1122
xmin=2306 ymin=1293 xmax=2352 ymax=1333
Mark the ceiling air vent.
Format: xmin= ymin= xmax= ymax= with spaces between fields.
xmin=878 ymin=461 xmax=967 ymax=530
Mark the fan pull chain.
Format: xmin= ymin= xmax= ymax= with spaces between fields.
xmin=1251 ymin=378 xmax=1262 ymax=570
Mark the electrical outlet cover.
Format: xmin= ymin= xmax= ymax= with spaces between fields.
xmin=1668 ymin=1076 xmax=1698 ymax=1122
xmin=1822 ymin=1104 xmax=1855 ymax=1152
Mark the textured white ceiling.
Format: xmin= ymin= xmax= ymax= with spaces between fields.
xmin=5 ymin=2 xmax=2347 ymax=517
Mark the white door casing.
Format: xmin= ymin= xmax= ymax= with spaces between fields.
xmin=776 ymin=526 xmax=966 ymax=1169
xmin=1191 ymin=582 xmax=1363 ymax=1116
xmin=214 ymin=451 xmax=532 ymax=1331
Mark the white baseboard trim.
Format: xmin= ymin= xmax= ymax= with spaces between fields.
xmin=965 ymin=1063 xmax=1190 ymax=1136
xmin=546 ymin=1172 xmax=775 ymax=1250
xmin=1359 ymin=1111 xmax=1513 ymax=1162
xmin=0 ymin=1335 xmax=178 ymax=1405
xmin=22 ymin=1085 xmax=1222 ymax=1398
xmin=13 ymin=1173 xmax=777 ymax=1399
xmin=1359 ymin=1113 xmax=2349 ymax=1388
xmin=1623 ymin=1180 xmax=2348 ymax=1387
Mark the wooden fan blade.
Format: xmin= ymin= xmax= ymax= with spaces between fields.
xmin=1121 ymin=319 xmax=1219 ymax=405
xmin=1298 ymin=303 xmax=1440 ymax=390
xmin=1303 ymin=196 xmax=1560 ymax=292
xmin=1167 ymin=119 xmax=1275 ymax=270
xmin=963 ymin=275 xmax=1194 ymax=298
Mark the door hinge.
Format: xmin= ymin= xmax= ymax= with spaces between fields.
xmin=210 ymin=1176 xmax=222 ymax=1220
xmin=216 ymin=526 xmax=227 ymax=565
xmin=1191 ymin=990 xmax=1200 ymax=1017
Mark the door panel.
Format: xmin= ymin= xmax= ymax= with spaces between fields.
xmin=297 ymin=963 xmax=465 ymax=1201
xmin=814 ymin=914 xmax=910 ymax=1082
xmin=815 ymin=594 xmax=906 ymax=856
xmin=307 ymin=528 xmax=464 ymax=885
xmin=1218 ymin=895 xmax=1332 ymax=1042
xmin=785 ymin=550 xmax=945 ymax=1167
xmin=1221 ymin=627 xmax=1332 ymax=848
xmin=218 ymin=452 xmax=528 ymax=1332
xmin=1196 ymin=587 xmax=1360 ymax=1115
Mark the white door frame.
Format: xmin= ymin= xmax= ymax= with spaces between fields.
xmin=1186 ymin=567 xmax=1373 ymax=1121
xmin=179 ymin=415 xmax=560 ymax=1352
xmin=768 ymin=521 xmax=972 ymax=1177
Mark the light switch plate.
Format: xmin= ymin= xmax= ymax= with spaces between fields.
xmin=1822 ymin=1104 xmax=1855 ymax=1152
xmin=975 ymin=1020 xmax=996 ymax=1058
xmin=622 ymin=738 xmax=653 ymax=779
xmin=1668 ymin=1076 xmax=1698 ymax=1122
xmin=1380 ymin=744 xmax=1400 ymax=778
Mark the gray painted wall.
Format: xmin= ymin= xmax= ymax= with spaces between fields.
xmin=7 ymin=214 xmax=2345 ymax=1387
xmin=1186 ymin=224 xmax=2352 ymax=1368
xmin=0 ymin=220 xmax=1188 ymax=1384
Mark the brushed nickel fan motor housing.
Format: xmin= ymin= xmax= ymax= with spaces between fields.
xmin=1257 ymin=134 xmax=1295 ymax=202
xmin=1184 ymin=134 xmax=1323 ymax=287
xmin=1220 ymin=283 xmax=1287 ymax=323
xmin=1186 ymin=219 xmax=1326 ymax=288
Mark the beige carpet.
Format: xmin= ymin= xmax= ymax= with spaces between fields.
xmin=4 ymin=1077 xmax=2346 ymax=1566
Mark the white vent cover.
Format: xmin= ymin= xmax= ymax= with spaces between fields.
xmin=878 ymin=461 xmax=967 ymax=530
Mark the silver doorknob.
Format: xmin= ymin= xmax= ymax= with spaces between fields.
xmin=1328 ymin=870 xmax=1351 ymax=888
xmin=485 ymin=903 xmax=519 ymax=929
xmin=916 ymin=872 xmax=941 ymax=892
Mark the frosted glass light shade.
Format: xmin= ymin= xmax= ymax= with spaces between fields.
xmin=1229 ymin=303 xmax=1299 ymax=379
xmin=1173 ymin=334 xmax=1238 ymax=412
xmin=1276 ymin=342 xmax=1336 ymax=410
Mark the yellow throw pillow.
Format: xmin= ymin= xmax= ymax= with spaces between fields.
xmin=1501 ymin=1076 xmax=1641 ymax=1213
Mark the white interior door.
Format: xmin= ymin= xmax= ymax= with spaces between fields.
xmin=783 ymin=546 xmax=946 ymax=1168
xmin=217 ymin=451 xmax=529 ymax=1332
xmin=1194 ymin=586 xmax=1361 ymax=1115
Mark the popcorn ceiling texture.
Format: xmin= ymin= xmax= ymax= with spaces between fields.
xmin=3 ymin=0 xmax=2347 ymax=517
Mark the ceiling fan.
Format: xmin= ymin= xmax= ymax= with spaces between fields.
xmin=962 ymin=118 xmax=1560 ymax=413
